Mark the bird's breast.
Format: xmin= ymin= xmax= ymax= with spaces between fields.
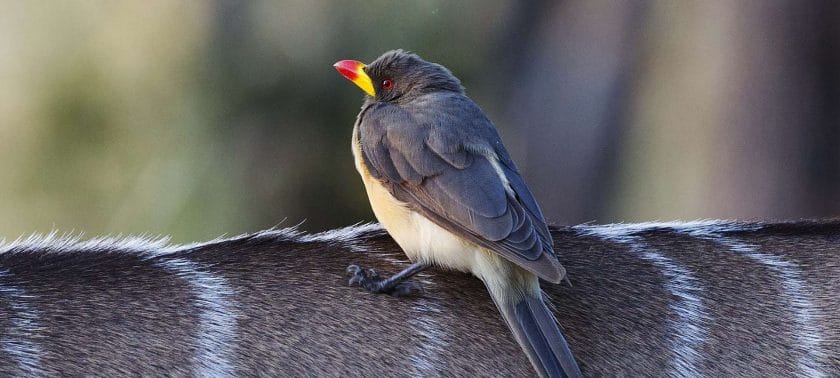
xmin=351 ymin=125 xmax=474 ymax=271
xmin=351 ymin=124 xmax=538 ymax=297
xmin=352 ymin=123 xmax=411 ymax=238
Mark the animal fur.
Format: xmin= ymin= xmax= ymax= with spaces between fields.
xmin=0 ymin=220 xmax=838 ymax=376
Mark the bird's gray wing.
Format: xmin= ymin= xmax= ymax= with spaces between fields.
xmin=359 ymin=97 xmax=564 ymax=283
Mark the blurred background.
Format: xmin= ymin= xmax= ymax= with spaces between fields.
xmin=1 ymin=1 xmax=838 ymax=243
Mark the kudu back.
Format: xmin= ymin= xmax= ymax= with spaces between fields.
xmin=0 ymin=220 xmax=838 ymax=376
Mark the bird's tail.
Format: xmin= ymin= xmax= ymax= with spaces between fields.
xmin=489 ymin=284 xmax=582 ymax=378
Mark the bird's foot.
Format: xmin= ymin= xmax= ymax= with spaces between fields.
xmin=346 ymin=264 xmax=423 ymax=297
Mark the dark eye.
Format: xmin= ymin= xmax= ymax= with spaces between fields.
xmin=382 ymin=79 xmax=394 ymax=90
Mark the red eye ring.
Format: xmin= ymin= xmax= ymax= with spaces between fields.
xmin=382 ymin=79 xmax=394 ymax=90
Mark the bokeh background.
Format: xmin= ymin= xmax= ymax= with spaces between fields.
xmin=1 ymin=1 xmax=838 ymax=243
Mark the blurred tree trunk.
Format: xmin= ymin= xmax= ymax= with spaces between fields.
xmin=500 ymin=1 xmax=646 ymax=225
xmin=615 ymin=0 xmax=840 ymax=221
xmin=504 ymin=0 xmax=840 ymax=223
xmin=716 ymin=0 xmax=840 ymax=219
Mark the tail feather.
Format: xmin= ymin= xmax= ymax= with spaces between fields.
xmin=496 ymin=294 xmax=582 ymax=378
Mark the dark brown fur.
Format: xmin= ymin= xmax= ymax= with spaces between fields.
xmin=0 ymin=221 xmax=838 ymax=376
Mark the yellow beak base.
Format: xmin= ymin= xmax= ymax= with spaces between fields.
xmin=334 ymin=60 xmax=376 ymax=97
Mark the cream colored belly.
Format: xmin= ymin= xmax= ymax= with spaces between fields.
xmin=360 ymin=171 xmax=477 ymax=271
xmin=351 ymin=127 xmax=538 ymax=299
xmin=351 ymin=127 xmax=474 ymax=271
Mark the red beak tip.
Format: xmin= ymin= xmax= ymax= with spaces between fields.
xmin=333 ymin=60 xmax=360 ymax=80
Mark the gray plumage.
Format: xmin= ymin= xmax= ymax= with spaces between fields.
xmin=357 ymin=50 xmax=564 ymax=283
xmin=347 ymin=50 xmax=579 ymax=377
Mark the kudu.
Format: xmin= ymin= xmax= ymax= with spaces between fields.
xmin=0 ymin=220 xmax=838 ymax=376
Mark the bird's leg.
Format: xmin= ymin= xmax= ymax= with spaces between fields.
xmin=346 ymin=262 xmax=426 ymax=297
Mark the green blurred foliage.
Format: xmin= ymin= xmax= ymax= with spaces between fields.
xmin=1 ymin=1 xmax=838 ymax=243
xmin=0 ymin=1 xmax=514 ymax=242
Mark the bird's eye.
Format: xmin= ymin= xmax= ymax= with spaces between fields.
xmin=382 ymin=79 xmax=394 ymax=90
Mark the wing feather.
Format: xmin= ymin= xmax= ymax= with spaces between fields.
xmin=358 ymin=95 xmax=564 ymax=283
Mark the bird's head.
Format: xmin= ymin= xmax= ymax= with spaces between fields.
xmin=334 ymin=50 xmax=463 ymax=102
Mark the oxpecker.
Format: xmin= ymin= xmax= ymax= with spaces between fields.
xmin=335 ymin=50 xmax=581 ymax=378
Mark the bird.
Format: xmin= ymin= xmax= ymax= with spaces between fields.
xmin=333 ymin=50 xmax=581 ymax=378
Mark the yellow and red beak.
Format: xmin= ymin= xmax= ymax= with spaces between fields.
xmin=334 ymin=60 xmax=375 ymax=97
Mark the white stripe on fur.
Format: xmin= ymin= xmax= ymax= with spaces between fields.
xmin=725 ymin=240 xmax=826 ymax=377
xmin=673 ymin=227 xmax=828 ymax=377
xmin=0 ymin=269 xmax=43 ymax=376
xmin=157 ymin=258 xmax=239 ymax=377
xmin=578 ymin=224 xmax=709 ymax=377
xmin=407 ymin=280 xmax=449 ymax=375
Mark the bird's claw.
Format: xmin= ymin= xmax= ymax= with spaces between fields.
xmin=345 ymin=264 xmax=422 ymax=297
